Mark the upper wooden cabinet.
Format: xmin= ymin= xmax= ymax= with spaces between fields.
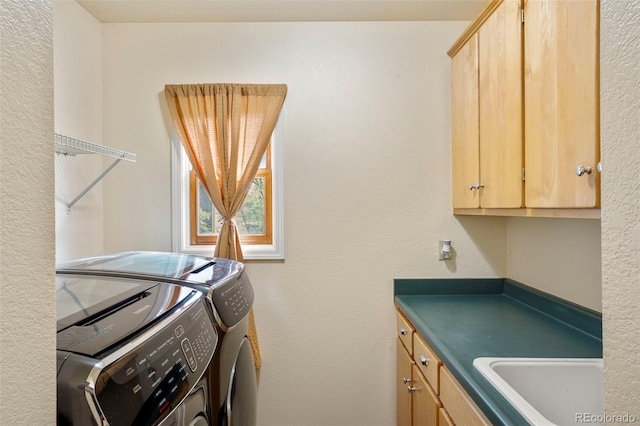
xmin=448 ymin=0 xmax=601 ymax=218
xmin=478 ymin=0 xmax=524 ymax=208
xmin=451 ymin=0 xmax=523 ymax=209
xmin=451 ymin=33 xmax=480 ymax=208
xmin=524 ymin=0 xmax=600 ymax=208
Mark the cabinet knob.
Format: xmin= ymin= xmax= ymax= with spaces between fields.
xmin=419 ymin=355 xmax=429 ymax=366
xmin=575 ymin=165 xmax=593 ymax=176
xmin=468 ymin=183 xmax=485 ymax=190
xmin=407 ymin=385 xmax=420 ymax=393
xmin=402 ymin=377 xmax=411 ymax=384
xmin=399 ymin=328 xmax=407 ymax=336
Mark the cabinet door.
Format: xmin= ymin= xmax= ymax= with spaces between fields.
xmin=411 ymin=366 xmax=440 ymax=426
xmin=396 ymin=340 xmax=412 ymax=426
xmin=451 ymin=34 xmax=480 ymax=208
xmin=524 ymin=0 xmax=599 ymax=208
xmin=440 ymin=367 xmax=491 ymax=426
xmin=439 ymin=408 xmax=455 ymax=426
xmin=478 ymin=0 xmax=524 ymax=208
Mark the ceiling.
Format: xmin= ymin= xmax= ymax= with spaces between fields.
xmin=76 ymin=0 xmax=486 ymax=23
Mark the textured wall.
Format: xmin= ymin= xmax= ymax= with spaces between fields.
xmin=0 ymin=1 xmax=56 ymax=424
xmin=100 ymin=21 xmax=506 ymax=425
xmin=601 ymin=0 xmax=640 ymax=418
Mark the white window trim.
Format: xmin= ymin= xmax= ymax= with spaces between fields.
xmin=171 ymin=113 xmax=285 ymax=260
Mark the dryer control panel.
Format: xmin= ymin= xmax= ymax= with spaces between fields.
xmin=94 ymin=297 xmax=217 ymax=426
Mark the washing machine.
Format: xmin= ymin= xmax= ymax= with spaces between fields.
xmin=57 ymin=251 xmax=258 ymax=426
xmin=56 ymin=274 xmax=217 ymax=425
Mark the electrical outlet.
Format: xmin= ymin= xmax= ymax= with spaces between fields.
xmin=439 ymin=240 xmax=452 ymax=261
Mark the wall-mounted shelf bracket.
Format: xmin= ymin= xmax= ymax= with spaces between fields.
xmin=54 ymin=133 xmax=137 ymax=214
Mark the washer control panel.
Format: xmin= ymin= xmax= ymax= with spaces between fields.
xmin=95 ymin=296 xmax=218 ymax=426
xmin=211 ymin=271 xmax=255 ymax=328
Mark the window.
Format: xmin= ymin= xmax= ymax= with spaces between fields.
xmin=172 ymin=116 xmax=284 ymax=259
xmin=190 ymin=147 xmax=272 ymax=245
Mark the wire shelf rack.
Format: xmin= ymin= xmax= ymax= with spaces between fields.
xmin=54 ymin=133 xmax=136 ymax=162
xmin=54 ymin=133 xmax=137 ymax=212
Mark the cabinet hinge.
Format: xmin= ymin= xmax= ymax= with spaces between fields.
xmin=521 ymin=8 xmax=525 ymax=23
xmin=522 ymin=168 xmax=526 ymax=181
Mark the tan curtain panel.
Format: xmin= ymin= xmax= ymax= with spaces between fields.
xmin=164 ymin=83 xmax=287 ymax=368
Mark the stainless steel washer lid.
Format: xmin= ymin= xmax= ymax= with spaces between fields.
xmin=56 ymin=251 xmax=244 ymax=292
xmin=57 ymin=251 xmax=253 ymax=329
xmin=56 ymin=274 xmax=196 ymax=357
xmin=57 ymin=251 xmax=213 ymax=277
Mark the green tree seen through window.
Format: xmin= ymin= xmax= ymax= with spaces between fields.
xmin=197 ymin=177 xmax=266 ymax=236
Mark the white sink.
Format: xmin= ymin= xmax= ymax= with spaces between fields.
xmin=473 ymin=357 xmax=604 ymax=426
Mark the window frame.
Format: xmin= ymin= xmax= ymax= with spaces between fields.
xmin=188 ymin=151 xmax=272 ymax=245
xmin=171 ymin=114 xmax=285 ymax=260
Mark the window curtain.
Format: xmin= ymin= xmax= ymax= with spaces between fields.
xmin=164 ymin=83 xmax=287 ymax=368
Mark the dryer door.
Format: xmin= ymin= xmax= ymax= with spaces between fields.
xmin=223 ymin=338 xmax=257 ymax=426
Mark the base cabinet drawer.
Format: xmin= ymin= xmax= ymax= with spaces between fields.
xmin=413 ymin=333 xmax=442 ymax=394
xmin=440 ymin=366 xmax=491 ymax=426
xmin=396 ymin=310 xmax=414 ymax=354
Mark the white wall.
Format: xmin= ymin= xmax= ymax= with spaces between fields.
xmin=54 ymin=0 xmax=104 ymax=263
xmin=601 ymin=0 xmax=640 ymax=418
xmin=0 ymin=1 xmax=56 ymax=424
xmin=506 ymin=217 xmax=602 ymax=311
xmin=100 ymin=21 xmax=506 ymax=425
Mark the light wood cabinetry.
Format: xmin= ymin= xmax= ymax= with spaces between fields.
xmin=413 ymin=333 xmax=442 ymax=394
xmin=451 ymin=33 xmax=480 ymax=209
xmin=411 ymin=365 xmax=441 ymax=426
xmin=396 ymin=310 xmax=490 ymax=426
xmin=397 ymin=309 xmax=414 ymax=354
xmin=524 ymin=0 xmax=600 ymax=208
xmin=440 ymin=367 xmax=491 ymax=426
xmin=450 ymin=0 xmax=523 ymax=209
xmin=396 ymin=341 xmax=413 ymax=426
xmin=477 ymin=0 xmax=524 ymax=208
xmin=396 ymin=310 xmax=441 ymax=426
xmin=448 ymin=0 xmax=601 ymax=218
xmin=439 ymin=408 xmax=455 ymax=426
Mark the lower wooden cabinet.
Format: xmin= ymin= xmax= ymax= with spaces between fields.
xmin=396 ymin=340 xmax=413 ymax=426
xmin=397 ymin=338 xmax=440 ymax=426
xmin=439 ymin=407 xmax=455 ymax=426
xmin=396 ymin=309 xmax=491 ymax=426
xmin=440 ymin=367 xmax=490 ymax=426
xmin=411 ymin=365 xmax=441 ymax=425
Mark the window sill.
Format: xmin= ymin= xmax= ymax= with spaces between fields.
xmin=177 ymin=243 xmax=284 ymax=261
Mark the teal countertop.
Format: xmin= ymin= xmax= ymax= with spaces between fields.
xmin=394 ymin=279 xmax=602 ymax=426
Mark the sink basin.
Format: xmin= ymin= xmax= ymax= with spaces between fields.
xmin=473 ymin=357 xmax=604 ymax=426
